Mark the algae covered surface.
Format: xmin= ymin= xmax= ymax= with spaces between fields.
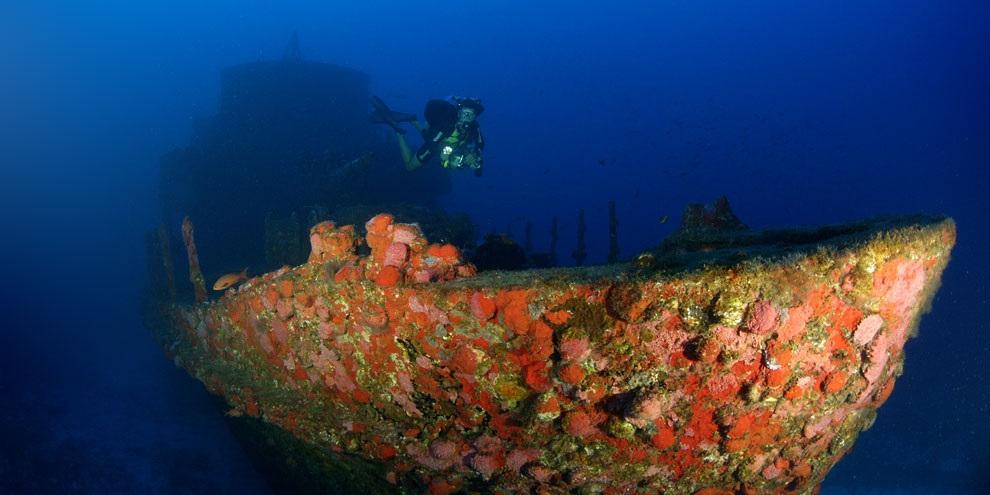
xmin=146 ymin=214 xmax=954 ymax=494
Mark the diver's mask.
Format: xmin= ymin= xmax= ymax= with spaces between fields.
xmin=457 ymin=107 xmax=476 ymax=125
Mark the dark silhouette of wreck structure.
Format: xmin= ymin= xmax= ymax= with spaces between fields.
xmin=159 ymin=37 xmax=460 ymax=283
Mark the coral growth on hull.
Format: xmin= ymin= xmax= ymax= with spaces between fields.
xmin=146 ymin=213 xmax=954 ymax=494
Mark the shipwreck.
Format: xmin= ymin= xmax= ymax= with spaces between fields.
xmin=146 ymin=39 xmax=955 ymax=494
xmin=144 ymin=201 xmax=955 ymax=494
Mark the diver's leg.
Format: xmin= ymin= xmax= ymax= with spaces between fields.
xmin=396 ymin=133 xmax=422 ymax=171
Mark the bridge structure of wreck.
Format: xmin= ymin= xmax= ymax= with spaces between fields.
xmin=145 ymin=210 xmax=955 ymax=495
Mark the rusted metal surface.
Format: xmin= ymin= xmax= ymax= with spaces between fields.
xmin=148 ymin=213 xmax=954 ymax=494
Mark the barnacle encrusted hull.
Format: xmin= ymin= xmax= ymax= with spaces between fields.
xmin=148 ymin=214 xmax=954 ymax=494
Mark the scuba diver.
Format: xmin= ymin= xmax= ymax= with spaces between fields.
xmin=371 ymin=95 xmax=485 ymax=176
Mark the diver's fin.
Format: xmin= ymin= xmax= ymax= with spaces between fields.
xmin=370 ymin=96 xmax=415 ymax=134
xmin=372 ymin=110 xmax=417 ymax=124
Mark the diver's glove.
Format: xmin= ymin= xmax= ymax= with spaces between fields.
xmin=463 ymin=152 xmax=479 ymax=167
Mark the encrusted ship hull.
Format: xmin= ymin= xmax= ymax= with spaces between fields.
xmin=146 ymin=213 xmax=954 ymax=494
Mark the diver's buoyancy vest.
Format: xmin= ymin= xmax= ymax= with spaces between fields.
xmin=440 ymin=129 xmax=464 ymax=169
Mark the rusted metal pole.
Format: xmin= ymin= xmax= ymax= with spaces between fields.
xmin=181 ymin=216 xmax=207 ymax=304
xmin=572 ymin=209 xmax=586 ymax=266
xmin=158 ymin=224 xmax=176 ymax=302
xmin=608 ymin=200 xmax=619 ymax=263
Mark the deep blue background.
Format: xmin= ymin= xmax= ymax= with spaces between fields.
xmin=1 ymin=1 xmax=988 ymax=493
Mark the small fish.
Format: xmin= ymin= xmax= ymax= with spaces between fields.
xmin=659 ymin=215 xmax=668 ymax=224
xmin=213 ymin=268 xmax=248 ymax=291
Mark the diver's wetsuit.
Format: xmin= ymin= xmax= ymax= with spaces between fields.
xmin=415 ymin=99 xmax=485 ymax=167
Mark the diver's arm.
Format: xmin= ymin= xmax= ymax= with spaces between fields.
xmin=471 ymin=151 xmax=483 ymax=176
xmin=475 ymin=126 xmax=484 ymax=150
xmin=409 ymin=141 xmax=438 ymax=171
xmin=472 ymin=126 xmax=484 ymax=176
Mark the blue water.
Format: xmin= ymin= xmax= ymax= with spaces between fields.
xmin=2 ymin=1 xmax=988 ymax=493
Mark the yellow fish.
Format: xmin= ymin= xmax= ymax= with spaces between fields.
xmin=213 ymin=268 xmax=248 ymax=291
